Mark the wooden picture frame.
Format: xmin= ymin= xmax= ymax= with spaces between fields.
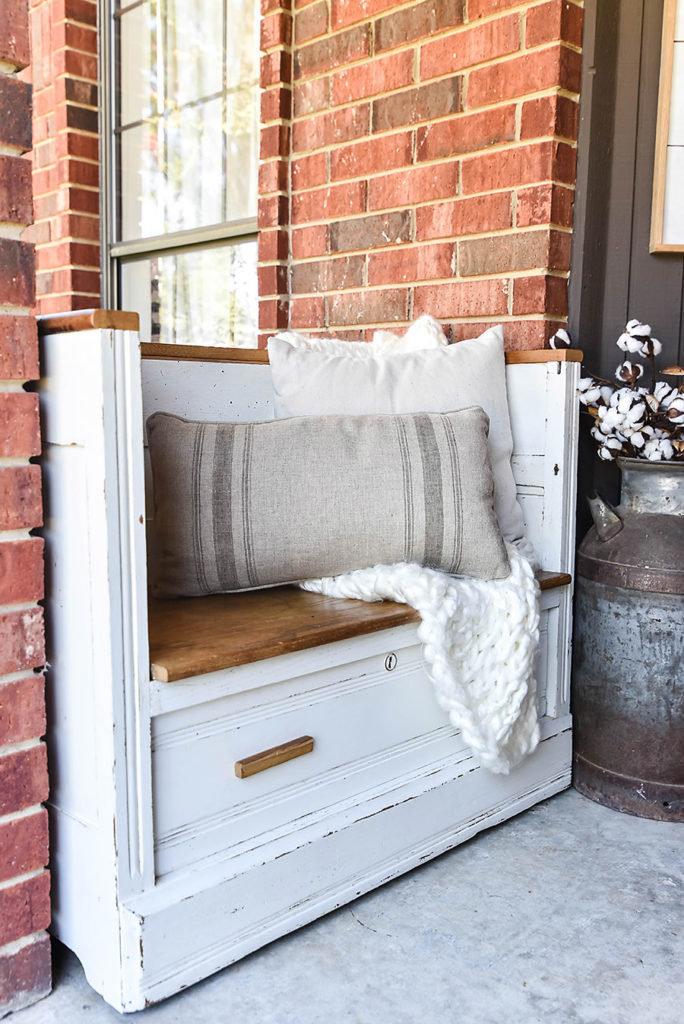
xmin=651 ymin=0 xmax=684 ymax=251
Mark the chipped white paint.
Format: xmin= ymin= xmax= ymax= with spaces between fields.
xmin=42 ymin=324 xmax=579 ymax=1012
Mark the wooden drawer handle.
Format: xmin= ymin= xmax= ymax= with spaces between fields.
xmin=234 ymin=736 xmax=314 ymax=779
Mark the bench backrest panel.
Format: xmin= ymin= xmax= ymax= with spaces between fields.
xmin=141 ymin=353 xmax=579 ymax=575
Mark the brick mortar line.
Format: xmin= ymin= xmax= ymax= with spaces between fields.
xmin=33 ymin=253 xmax=101 ymax=266
xmin=309 ymin=266 xmax=569 ymax=280
xmin=290 ymin=273 xmax=569 ymax=296
xmin=33 ymin=210 xmax=100 ymax=220
xmin=0 ymin=226 xmax=27 ymax=240
xmin=0 ymin=740 xmax=44 ymax=761
xmin=0 ymin=144 xmax=26 ymax=158
xmin=46 ymin=42 xmax=97 ymax=59
xmin=0 ymin=868 xmax=44 ymax=893
xmin=0 ymin=457 xmax=38 ymax=469
xmin=53 ymin=17 xmax=98 ymax=31
xmin=34 ymin=234 xmax=100 ymax=245
xmin=441 ymin=312 xmax=569 ymax=322
xmin=0 ymin=304 xmax=33 ymax=315
xmin=290 ymin=128 xmax=579 ymax=164
xmin=32 ymin=185 xmax=100 ymax=195
xmin=36 ymin=74 xmax=98 ymax=89
xmin=0 ymin=601 xmax=43 ymax=618
xmin=0 ymin=667 xmax=42 ymax=686
xmin=0 ymin=930 xmax=48 ymax=959
xmin=294 ymin=174 xmax=578 ymax=196
xmin=56 ymin=154 xmax=100 ymax=165
xmin=0 ymin=802 xmax=44 ymax=827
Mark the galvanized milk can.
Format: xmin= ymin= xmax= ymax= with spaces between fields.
xmin=573 ymin=457 xmax=684 ymax=820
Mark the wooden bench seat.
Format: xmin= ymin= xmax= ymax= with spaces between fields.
xmin=148 ymin=571 xmax=572 ymax=683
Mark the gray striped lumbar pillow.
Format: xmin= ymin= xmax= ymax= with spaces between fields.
xmin=146 ymin=408 xmax=509 ymax=598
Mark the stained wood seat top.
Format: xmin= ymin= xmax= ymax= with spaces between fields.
xmin=148 ymin=571 xmax=570 ymax=683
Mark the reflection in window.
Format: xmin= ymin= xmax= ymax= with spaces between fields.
xmin=121 ymin=241 xmax=258 ymax=347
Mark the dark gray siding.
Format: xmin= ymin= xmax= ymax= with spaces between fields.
xmin=569 ymin=0 xmax=684 ymax=377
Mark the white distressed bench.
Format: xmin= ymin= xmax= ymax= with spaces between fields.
xmin=40 ymin=311 xmax=580 ymax=1013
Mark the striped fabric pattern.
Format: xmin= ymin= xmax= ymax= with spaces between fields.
xmin=146 ymin=408 xmax=509 ymax=598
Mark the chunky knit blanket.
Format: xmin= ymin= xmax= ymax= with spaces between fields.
xmin=300 ymin=545 xmax=540 ymax=775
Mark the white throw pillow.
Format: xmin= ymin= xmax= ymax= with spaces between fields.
xmin=272 ymin=314 xmax=448 ymax=357
xmin=267 ymin=324 xmax=532 ymax=559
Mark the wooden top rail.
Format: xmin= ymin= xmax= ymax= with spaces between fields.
xmin=140 ymin=343 xmax=583 ymax=365
xmin=38 ymin=309 xmax=140 ymax=334
xmin=36 ymin=310 xmax=582 ymax=364
xmin=148 ymin=572 xmax=572 ymax=683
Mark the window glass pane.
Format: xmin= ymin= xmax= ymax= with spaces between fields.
xmin=119 ymin=0 xmax=224 ymax=126
xmin=119 ymin=3 xmax=155 ymax=126
xmin=120 ymin=239 xmax=258 ymax=347
xmin=120 ymin=99 xmax=224 ymax=239
xmin=169 ymin=0 xmax=224 ymax=108
xmin=225 ymin=89 xmax=258 ymax=221
xmin=115 ymin=0 xmax=259 ymax=242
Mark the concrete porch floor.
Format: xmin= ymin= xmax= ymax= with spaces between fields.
xmin=14 ymin=788 xmax=683 ymax=1024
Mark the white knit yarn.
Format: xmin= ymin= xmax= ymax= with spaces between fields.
xmin=300 ymin=545 xmax=540 ymax=775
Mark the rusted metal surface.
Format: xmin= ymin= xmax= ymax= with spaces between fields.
xmin=573 ymin=458 xmax=684 ymax=821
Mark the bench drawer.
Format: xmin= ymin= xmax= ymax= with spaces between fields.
xmin=151 ymin=640 xmax=465 ymax=877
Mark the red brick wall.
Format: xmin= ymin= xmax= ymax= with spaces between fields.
xmin=259 ymin=0 xmax=583 ymax=347
xmin=25 ymin=0 xmax=101 ymax=314
xmin=0 ymin=0 xmax=51 ymax=1014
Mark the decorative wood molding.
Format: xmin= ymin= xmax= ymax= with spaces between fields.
xmin=38 ymin=310 xmax=140 ymax=334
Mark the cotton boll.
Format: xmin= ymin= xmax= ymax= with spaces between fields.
xmin=654 ymin=381 xmax=676 ymax=408
xmin=640 ymin=337 xmax=662 ymax=358
xmin=643 ymin=437 xmax=675 ymax=461
xmin=597 ymin=405 xmax=625 ymax=433
xmin=598 ymin=436 xmax=623 ymax=460
xmin=610 ymin=388 xmax=647 ymax=425
xmin=627 ymin=319 xmax=652 ymax=339
xmin=668 ymin=394 xmax=684 ymax=424
xmin=578 ymin=385 xmax=602 ymax=406
xmin=615 ymin=360 xmax=644 ymax=384
xmin=617 ymin=332 xmax=643 ymax=353
xmin=550 ymin=328 xmax=572 ymax=349
xmin=577 ymin=376 xmax=608 ymax=406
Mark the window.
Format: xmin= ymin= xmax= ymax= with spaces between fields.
xmin=103 ymin=0 xmax=259 ymax=345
